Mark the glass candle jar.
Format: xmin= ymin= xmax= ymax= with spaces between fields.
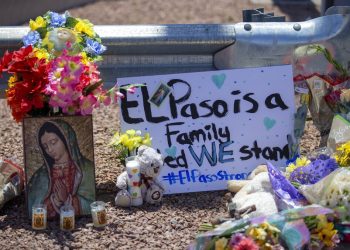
xmin=32 ymin=204 xmax=47 ymax=230
xmin=90 ymin=201 xmax=107 ymax=227
xmin=125 ymin=156 xmax=143 ymax=206
xmin=60 ymin=204 xmax=75 ymax=231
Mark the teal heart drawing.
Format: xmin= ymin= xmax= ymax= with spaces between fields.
xmin=165 ymin=146 xmax=177 ymax=158
xmin=211 ymin=73 xmax=226 ymax=89
xmin=264 ymin=117 xmax=276 ymax=130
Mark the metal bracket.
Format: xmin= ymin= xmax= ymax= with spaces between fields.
xmin=242 ymin=8 xmax=286 ymax=22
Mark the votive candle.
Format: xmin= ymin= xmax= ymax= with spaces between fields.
xmin=60 ymin=204 xmax=75 ymax=231
xmin=91 ymin=201 xmax=107 ymax=227
xmin=125 ymin=156 xmax=143 ymax=206
xmin=32 ymin=204 xmax=47 ymax=230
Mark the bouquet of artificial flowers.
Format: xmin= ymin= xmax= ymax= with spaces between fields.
xmin=109 ymin=129 xmax=152 ymax=161
xmin=307 ymin=45 xmax=350 ymax=116
xmin=191 ymin=205 xmax=339 ymax=250
xmin=0 ymin=11 xmax=136 ymax=122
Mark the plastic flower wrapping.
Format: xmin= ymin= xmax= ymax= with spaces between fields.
xmin=0 ymin=11 xmax=137 ymax=122
xmin=293 ymin=44 xmax=350 ymax=146
xmin=190 ymin=205 xmax=339 ymax=250
xmin=310 ymin=46 xmax=350 ymax=132
xmin=109 ymin=129 xmax=152 ymax=161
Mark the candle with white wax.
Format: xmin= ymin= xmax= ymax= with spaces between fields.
xmin=91 ymin=201 xmax=107 ymax=227
xmin=32 ymin=204 xmax=47 ymax=230
xmin=60 ymin=205 xmax=75 ymax=231
xmin=125 ymin=156 xmax=143 ymax=206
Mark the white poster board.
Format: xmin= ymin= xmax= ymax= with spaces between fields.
xmin=118 ymin=65 xmax=295 ymax=194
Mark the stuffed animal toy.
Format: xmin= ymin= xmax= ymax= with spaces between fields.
xmin=115 ymin=145 xmax=164 ymax=207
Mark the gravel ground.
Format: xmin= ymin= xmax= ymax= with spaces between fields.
xmin=0 ymin=1 xmax=321 ymax=249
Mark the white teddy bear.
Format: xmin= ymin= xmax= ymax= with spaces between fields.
xmin=115 ymin=145 xmax=164 ymax=207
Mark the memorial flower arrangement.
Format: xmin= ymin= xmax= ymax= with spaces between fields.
xmin=0 ymin=11 xmax=137 ymax=122
xmin=110 ymin=129 xmax=152 ymax=161
xmin=23 ymin=11 xmax=105 ymax=62
xmin=191 ymin=44 xmax=350 ymax=249
xmin=286 ymin=154 xmax=338 ymax=187
xmin=191 ymin=206 xmax=339 ymax=250
xmin=306 ymin=45 xmax=350 ymax=116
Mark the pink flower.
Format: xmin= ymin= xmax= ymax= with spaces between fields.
xmin=107 ymin=86 xmax=125 ymax=104
xmin=127 ymin=86 xmax=136 ymax=94
xmin=229 ymin=233 xmax=245 ymax=247
xmin=98 ymin=93 xmax=111 ymax=106
xmin=79 ymin=94 xmax=97 ymax=115
xmin=233 ymin=237 xmax=259 ymax=250
xmin=44 ymin=82 xmax=57 ymax=95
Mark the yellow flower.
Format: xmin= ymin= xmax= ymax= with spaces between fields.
xmin=74 ymin=18 xmax=95 ymax=37
xmin=42 ymin=33 xmax=54 ymax=51
xmin=29 ymin=16 xmax=47 ymax=31
xmin=119 ymin=134 xmax=129 ymax=144
xmin=286 ymin=156 xmax=310 ymax=175
xmin=80 ymin=52 xmax=90 ymax=65
xmin=126 ymin=129 xmax=136 ymax=137
xmin=109 ymin=132 xmax=122 ymax=146
xmin=130 ymin=136 xmax=142 ymax=150
xmin=8 ymin=75 xmax=18 ymax=88
xmin=214 ymin=237 xmax=228 ymax=250
xmin=33 ymin=48 xmax=49 ymax=60
xmin=295 ymin=156 xmax=310 ymax=167
xmin=110 ymin=130 xmax=153 ymax=157
xmin=247 ymin=226 xmax=267 ymax=246
xmin=335 ymin=141 xmax=350 ymax=167
xmin=142 ymin=133 xmax=152 ymax=146
xmin=247 ymin=222 xmax=280 ymax=248
xmin=314 ymin=215 xmax=338 ymax=247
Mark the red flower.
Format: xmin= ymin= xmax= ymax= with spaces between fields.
xmin=0 ymin=51 xmax=14 ymax=75
xmin=1 ymin=45 xmax=49 ymax=122
xmin=233 ymin=237 xmax=259 ymax=250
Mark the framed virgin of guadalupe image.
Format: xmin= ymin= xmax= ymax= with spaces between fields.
xmin=23 ymin=116 xmax=96 ymax=219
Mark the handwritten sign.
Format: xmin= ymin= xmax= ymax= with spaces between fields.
xmin=118 ymin=65 xmax=295 ymax=194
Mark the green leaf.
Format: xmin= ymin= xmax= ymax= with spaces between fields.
xmin=310 ymin=44 xmax=348 ymax=77
xmin=36 ymin=27 xmax=47 ymax=39
xmin=83 ymin=80 xmax=103 ymax=96
xmin=205 ymin=221 xmax=249 ymax=250
xmin=65 ymin=17 xmax=79 ymax=28
xmin=95 ymin=37 xmax=102 ymax=43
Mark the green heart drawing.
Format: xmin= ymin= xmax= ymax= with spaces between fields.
xmin=211 ymin=73 xmax=226 ymax=89
xmin=264 ymin=117 xmax=276 ymax=130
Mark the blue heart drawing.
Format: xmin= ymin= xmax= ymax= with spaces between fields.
xmin=165 ymin=146 xmax=177 ymax=158
xmin=211 ymin=73 xmax=226 ymax=89
xmin=264 ymin=117 xmax=276 ymax=130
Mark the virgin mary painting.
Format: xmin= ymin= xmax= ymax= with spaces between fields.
xmin=25 ymin=118 xmax=95 ymax=219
